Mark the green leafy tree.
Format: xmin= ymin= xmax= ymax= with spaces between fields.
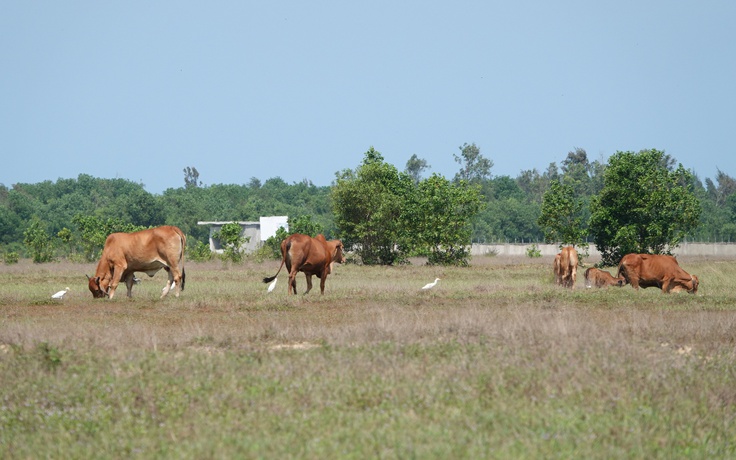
xmin=72 ymin=214 xmax=145 ymax=261
xmin=213 ymin=222 xmax=248 ymax=263
xmin=453 ymin=142 xmax=493 ymax=184
xmin=183 ymin=166 xmax=202 ymax=189
xmin=589 ymin=149 xmax=701 ymax=265
xmin=406 ymin=174 xmax=482 ymax=266
xmin=405 ymin=154 xmax=430 ymax=184
xmin=332 ymin=147 xmax=412 ymax=265
xmin=538 ymin=179 xmax=587 ymax=246
xmin=23 ymin=217 xmax=55 ymax=263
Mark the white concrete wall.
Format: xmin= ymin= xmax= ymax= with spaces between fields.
xmin=470 ymin=243 xmax=736 ymax=258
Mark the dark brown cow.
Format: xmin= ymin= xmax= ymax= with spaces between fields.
xmin=584 ymin=267 xmax=624 ymax=288
xmin=87 ymin=225 xmax=186 ymax=299
xmin=263 ymin=233 xmax=345 ymax=295
xmin=616 ymin=253 xmax=698 ymax=294
xmin=554 ymin=246 xmax=578 ymax=289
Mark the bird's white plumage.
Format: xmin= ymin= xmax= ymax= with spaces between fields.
xmin=52 ymin=287 xmax=70 ymax=299
xmin=267 ymin=277 xmax=278 ymax=292
xmin=421 ymin=278 xmax=441 ymax=290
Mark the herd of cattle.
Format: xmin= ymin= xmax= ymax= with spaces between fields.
xmin=555 ymin=246 xmax=699 ymax=294
xmin=83 ymin=225 xmax=699 ymax=299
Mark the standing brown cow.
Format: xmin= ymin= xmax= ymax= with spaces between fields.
xmin=263 ymin=233 xmax=345 ymax=295
xmin=616 ymin=253 xmax=698 ymax=294
xmin=554 ymin=246 xmax=578 ymax=289
xmin=584 ymin=267 xmax=625 ymax=288
xmin=87 ymin=225 xmax=186 ymax=299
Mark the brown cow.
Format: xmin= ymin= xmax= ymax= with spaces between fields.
xmin=584 ymin=267 xmax=624 ymax=288
xmin=87 ymin=225 xmax=186 ymax=299
xmin=263 ymin=233 xmax=345 ymax=295
xmin=554 ymin=246 xmax=578 ymax=289
xmin=616 ymin=253 xmax=699 ymax=294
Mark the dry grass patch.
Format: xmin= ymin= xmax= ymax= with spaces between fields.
xmin=0 ymin=257 xmax=734 ymax=458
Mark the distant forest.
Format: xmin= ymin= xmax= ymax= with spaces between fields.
xmin=1 ymin=147 xmax=735 ymax=259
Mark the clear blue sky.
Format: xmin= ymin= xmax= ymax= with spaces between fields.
xmin=2 ymin=2 xmax=734 ymax=194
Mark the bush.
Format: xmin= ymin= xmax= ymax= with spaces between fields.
xmin=526 ymin=244 xmax=542 ymax=258
xmin=3 ymin=251 xmax=19 ymax=265
xmin=188 ymin=240 xmax=213 ymax=262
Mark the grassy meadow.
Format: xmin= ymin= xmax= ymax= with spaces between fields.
xmin=1 ymin=255 xmax=735 ymax=459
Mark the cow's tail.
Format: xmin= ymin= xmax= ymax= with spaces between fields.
xmin=176 ymin=226 xmax=187 ymax=291
xmin=263 ymin=240 xmax=289 ymax=283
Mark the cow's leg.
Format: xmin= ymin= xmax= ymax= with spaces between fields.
xmin=319 ymin=271 xmax=327 ymax=294
xmin=570 ymin=266 xmax=577 ymax=289
xmin=163 ymin=265 xmax=183 ymax=298
xmin=160 ymin=266 xmax=183 ymax=299
xmin=304 ymin=274 xmax=313 ymax=294
xmin=628 ymin=275 xmax=641 ymax=289
xmin=288 ymin=270 xmax=298 ymax=295
xmin=124 ymin=273 xmax=135 ymax=297
xmin=172 ymin=268 xmax=182 ymax=297
xmin=661 ymin=277 xmax=675 ymax=293
xmin=107 ymin=264 xmax=126 ymax=299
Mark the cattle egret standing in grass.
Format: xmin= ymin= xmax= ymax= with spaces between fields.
xmin=52 ymin=287 xmax=70 ymax=299
xmin=267 ymin=277 xmax=278 ymax=293
xmin=421 ymin=278 xmax=441 ymax=290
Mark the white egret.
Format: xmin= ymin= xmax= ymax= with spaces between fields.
xmin=421 ymin=278 xmax=441 ymax=290
xmin=52 ymin=287 xmax=70 ymax=299
xmin=267 ymin=277 xmax=278 ymax=293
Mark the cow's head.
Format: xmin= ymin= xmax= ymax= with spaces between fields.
xmin=86 ymin=275 xmax=109 ymax=298
xmin=688 ymin=275 xmax=699 ymax=294
xmin=332 ymin=240 xmax=346 ymax=264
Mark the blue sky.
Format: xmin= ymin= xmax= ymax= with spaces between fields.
xmin=2 ymin=2 xmax=734 ymax=194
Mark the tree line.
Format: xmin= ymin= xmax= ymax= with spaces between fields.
xmin=1 ymin=145 xmax=735 ymax=266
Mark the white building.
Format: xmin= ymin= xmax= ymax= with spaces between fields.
xmin=197 ymin=216 xmax=288 ymax=253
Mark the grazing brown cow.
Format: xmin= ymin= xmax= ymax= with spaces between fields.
xmin=554 ymin=246 xmax=578 ymax=289
xmin=616 ymin=253 xmax=698 ymax=294
xmin=584 ymin=267 xmax=625 ymax=288
xmin=263 ymin=233 xmax=345 ymax=295
xmin=87 ymin=225 xmax=186 ymax=299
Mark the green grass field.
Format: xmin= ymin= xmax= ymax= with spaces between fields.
xmin=1 ymin=256 xmax=734 ymax=459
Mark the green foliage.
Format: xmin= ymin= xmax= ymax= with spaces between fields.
xmin=213 ymin=222 xmax=248 ymax=263
xmin=538 ymin=179 xmax=587 ymax=246
xmin=526 ymin=244 xmax=542 ymax=258
xmin=407 ymin=174 xmax=482 ymax=266
xmin=183 ymin=166 xmax=202 ymax=189
xmin=262 ymin=226 xmax=290 ymax=260
xmin=332 ymin=148 xmax=412 ymax=265
xmin=589 ymin=149 xmax=702 ymax=265
xmin=405 ymin=154 xmax=430 ymax=184
xmin=453 ymin=142 xmax=493 ymax=184
xmin=23 ymin=217 xmax=55 ymax=263
xmin=289 ymin=214 xmax=324 ymax=237
xmin=333 ymin=149 xmax=483 ymax=266
xmin=188 ymin=240 xmax=213 ymax=262
xmin=72 ymin=214 xmax=146 ymax=261
xmin=3 ymin=250 xmax=19 ymax=264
